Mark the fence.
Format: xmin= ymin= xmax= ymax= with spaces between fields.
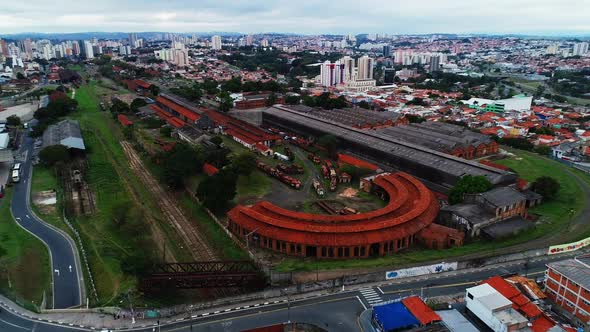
xmin=62 ymin=212 xmax=99 ymax=304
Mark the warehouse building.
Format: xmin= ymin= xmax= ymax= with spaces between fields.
xmin=377 ymin=122 xmax=499 ymax=159
xmin=287 ymin=105 xmax=408 ymax=129
xmin=262 ymin=105 xmax=516 ymax=188
xmin=228 ymin=172 xmax=462 ymax=259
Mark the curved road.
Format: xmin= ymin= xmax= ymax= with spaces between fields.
xmin=10 ymin=131 xmax=83 ymax=309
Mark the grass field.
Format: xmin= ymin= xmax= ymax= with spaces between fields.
xmin=276 ymin=149 xmax=590 ymax=272
xmin=0 ymin=190 xmax=51 ymax=311
xmin=495 ymin=150 xmax=588 ymax=235
xmin=179 ymin=194 xmax=249 ymax=260
xmin=69 ymin=81 xmax=169 ymax=305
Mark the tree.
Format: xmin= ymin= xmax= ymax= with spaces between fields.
xmin=39 ymin=145 xmax=70 ymax=166
xmin=406 ymin=114 xmax=426 ymax=124
xmin=110 ymin=99 xmax=130 ymax=114
xmin=149 ymin=85 xmax=160 ymax=96
xmin=158 ymin=144 xmax=204 ymax=189
xmin=130 ymin=98 xmax=147 ymax=113
xmin=6 ymin=115 xmax=21 ymax=127
xmin=210 ymin=136 xmax=223 ymax=146
xmin=217 ymin=91 xmax=233 ymax=112
xmin=285 ymin=95 xmax=301 ymax=105
xmin=197 ymin=170 xmax=238 ymax=212
xmin=230 ymin=152 xmax=257 ymax=176
xmin=265 ymin=93 xmax=277 ymax=107
xmin=449 ymin=175 xmax=492 ymax=205
xmin=532 ymin=176 xmax=560 ymax=200
xmin=534 ymin=145 xmax=551 ymax=156
xmin=358 ymin=100 xmax=371 ymax=109
xmin=160 ymin=126 xmax=172 ymax=137
xmin=16 ymin=72 xmax=25 ymax=80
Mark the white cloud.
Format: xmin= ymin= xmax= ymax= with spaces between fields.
xmin=0 ymin=0 xmax=589 ymax=35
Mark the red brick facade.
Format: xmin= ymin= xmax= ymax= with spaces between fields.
xmin=545 ymin=267 xmax=590 ymax=322
xmin=228 ymin=172 xmax=443 ymax=259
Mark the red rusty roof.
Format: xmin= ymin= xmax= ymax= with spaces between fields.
xmin=337 ymin=153 xmax=380 ymax=171
xmin=117 ymin=114 xmax=133 ymax=127
xmin=156 ymin=95 xmax=200 ymax=122
xmin=134 ymin=79 xmax=151 ymax=89
xmin=228 ymin=172 xmax=439 ymax=246
xmin=203 ymin=163 xmax=219 ymax=176
xmin=401 ymin=296 xmax=441 ymax=325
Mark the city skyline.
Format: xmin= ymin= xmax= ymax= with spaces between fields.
xmin=1 ymin=0 xmax=589 ymax=36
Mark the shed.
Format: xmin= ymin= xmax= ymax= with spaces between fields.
xmin=372 ymin=302 xmax=420 ymax=332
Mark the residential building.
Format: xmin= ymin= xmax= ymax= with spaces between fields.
xmin=128 ymin=32 xmax=137 ymax=48
xmin=211 ymin=35 xmax=222 ymax=50
xmin=383 ymin=45 xmax=391 ymax=57
xmin=83 ymin=41 xmax=94 ymax=59
xmin=319 ymin=60 xmax=345 ymax=87
xmin=545 ymin=255 xmax=590 ymax=327
xmin=573 ymin=42 xmax=589 ymax=56
xmin=357 ymin=55 xmax=374 ymax=80
xmin=465 ymin=283 xmax=528 ymax=332
xmin=429 ymin=55 xmax=441 ymax=73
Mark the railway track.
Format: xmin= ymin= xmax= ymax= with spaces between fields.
xmin=121 ymin=141 xmax=217 ymax=261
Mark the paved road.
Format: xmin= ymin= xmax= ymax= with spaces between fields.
xmin=0 ymin=307 xmax=85 ymax=332
xmin=0 ymin=250 xmax=569 ymax=331
xmin=10 ymin=131 xmax=83 ymax=309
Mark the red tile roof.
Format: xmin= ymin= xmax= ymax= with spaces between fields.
xmin=117 ymin=114 xmax=133 ymax=127
xmin=134 ymin=79 xmax=151 ymax=89
xmin=401 ymin=296 xmax=441 ymax=325
xmin=203 ymin=163 xmax=219 ymax=176
xmin=156 ymin=96 xmax=200 ymax=122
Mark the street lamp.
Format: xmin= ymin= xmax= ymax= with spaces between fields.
xmin=280 ymin=288 xmax=292 ymax=328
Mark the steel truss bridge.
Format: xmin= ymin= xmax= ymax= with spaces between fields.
xmin=141 ymin=261 xmax=267 ymax=289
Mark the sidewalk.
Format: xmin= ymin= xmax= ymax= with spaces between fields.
xmin=0 ymin=246 xmax=587 ymax=331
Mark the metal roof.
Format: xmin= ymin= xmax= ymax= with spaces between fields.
xmin=0 ymin=149 xmax=13 ymax=163
xmin=481 ymin=187 xmax=526 ymax=208
xmin=42 ymin=119 xmax=85 ymax=150
xmin=264 ymin=105 xmax=515 ymax=185
xmin=0 ymin=133 xmax=8 ymax=150
xmin=548 ymin=256 xmax=590 ymax=290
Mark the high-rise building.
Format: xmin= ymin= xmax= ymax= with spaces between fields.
xmin=23 ymin=38 xmax=33 ymax=59
xmin=429 ymin=55 xmax=441 ymax=73
xmin=340 ymin=56 xmax=355 ymax=82
xmin=546 ymin=44 xmax=559 ymax=55
xmin=383 ymin=45 xmax=392 ymax=57
xmin=260 ymin=39 xmax=269 ymax=47
xmin=320 ymin=60 xmax=346 ymax=87
xmin=211 ymin=35 xmax=222 ymax=50
xmin=71 ymin=41 xmax=80 ymax=56
xmin=357 ymin=55 xmax=374 ymax=80
xmin=83 ymin=41 xmax=94 ymax=59
xmin=128 ymin=33 xmax=138 ymax=48
xmin=573 ymin=42 xmax=589 ymax=56
xmin=0 ymin=39 xmax=7 ymax=56
xmin=245 ymin=35 xmax=253 ymax=46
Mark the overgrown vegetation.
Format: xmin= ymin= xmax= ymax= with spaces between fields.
xmin=448 ymin=175 xmax=493 ymax=205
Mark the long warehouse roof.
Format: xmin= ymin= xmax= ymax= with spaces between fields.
xmin=264 ymin=105 xmax=515 ymax=184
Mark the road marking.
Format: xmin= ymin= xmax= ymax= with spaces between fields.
xmin=0 ymin=317 xmax=29 ymax=330
xmin=377 ymin=287 xmax=384 ymax=294
xmin=356 ymin=296 xmax=368 ymax=311
xmin=25 ymin=215 xmax=30 ymax=219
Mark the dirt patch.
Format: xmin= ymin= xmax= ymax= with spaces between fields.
xmin=32 ymin=190 xmax=57 ymax=215
xmin=339 ymin=187 xmax=358 ymax=198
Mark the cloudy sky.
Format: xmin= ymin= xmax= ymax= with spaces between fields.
xmin=1 ymin=0 xmax=588 ymax=35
